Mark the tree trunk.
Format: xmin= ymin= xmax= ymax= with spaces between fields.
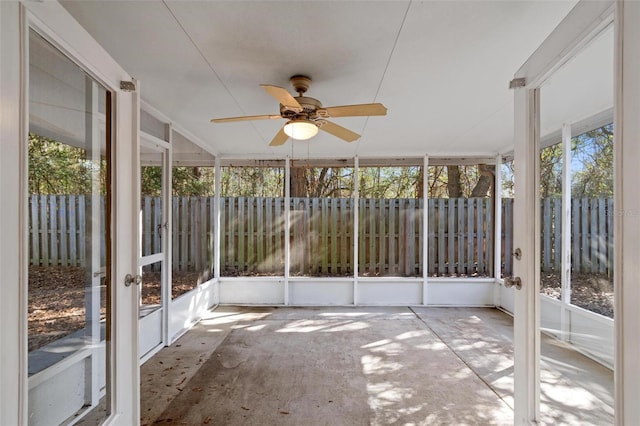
xmin=470 ymin=164 xmax=495 ymax=198
xmin=290 ymin=167 xmax=308 ymax=197
xmin=447 ymin=165 xmax=462 ymax=198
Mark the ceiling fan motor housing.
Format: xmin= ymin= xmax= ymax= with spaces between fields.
xmin=280 ymin=96 xmax=322 ymax=120
xmin=290 ymin=75 xmax=311 ymax=94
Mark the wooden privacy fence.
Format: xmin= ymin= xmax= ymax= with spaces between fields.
xmin=540 ymin=197 xmax=614 ymax=275
xmin=28 ymin=195 xmax=105 ymax=268
xmin=27 ymin=195 xmax=613 ymax=277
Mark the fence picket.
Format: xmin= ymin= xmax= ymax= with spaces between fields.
xmin=503 ymin=199 xmax=513 ymax=275
xmin=340 ymin=198 xmax=348 ymax=274
xmin=438 ymin=199 xmax=446 ymax=275
xmin=572 ymin=198 xmax=580 ymax=271
xmin=59 ymin=196 xmax=67 ymax=266
xmin=428 ymin=200 xmax=435 ymax=275
xmin=598 ymin=198 xmax=606 ymax=274
xmin=388 ymin=199 xmax=397 ymax=275
xmin=467 ymin=199 xmax=475 ymax=274
xmin=69 ymin=196 xmax=78 ymax=266
xmin=27 ymin=195 xmax=613 ymax=278
xmin=31 ymin=195 xmax=39 ymax=266
xmin=458 ymin=198 xmax=466 ymax=274
xmin=476 ymin=199 xmax=484 ymax=274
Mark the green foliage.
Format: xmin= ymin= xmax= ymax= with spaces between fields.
xmin=501 ymin=161 xmax=514 ymax=198
xmin=221 ymin=167 xmax=284 ymax=197
xmin=571 ymin=124 xmax=613 ymax=197
xmin=358 ymin=166 xmax=422 ymax=198
xmin=28 ymin=133 xmax=105 ymax=195
xmin=172 ymin=167 xmax=215 ymax=196
xmin=142 ymin=166 xmax=216 ymax=196
xmin=503 ymin=123 xmax=613 ymax=199
xmin=540 ymin=144 xmax=563 ymax=197
xmin=35 ymin=122 xmax=612 ymax=201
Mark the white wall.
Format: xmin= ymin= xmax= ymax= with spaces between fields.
xmin=218 ymin=277 xmax=497 ymax=307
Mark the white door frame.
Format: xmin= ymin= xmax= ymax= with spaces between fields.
xmin=0 ymin=1 xmax=140 ymax=424
xmin=614 ymin=1 xmax=640 ymax=424
xmin=139 ymin=131 xmax=172 ymax=361
xmin=511 ymin=0 xmax=614 ymax=424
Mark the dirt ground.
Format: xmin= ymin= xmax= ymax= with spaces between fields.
xmin=541 ymin=271 xmax=614 ymax=318
xmin=28 ymin=267 xmax=614 ymax=353
xmin=28 ymin=266 xmax=203 ymax=352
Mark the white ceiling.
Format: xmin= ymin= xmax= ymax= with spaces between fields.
xmin=60 ymin=0 xmax=581 ymax=160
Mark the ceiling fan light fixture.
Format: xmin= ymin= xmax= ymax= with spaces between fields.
xmin=283 ymin=119 xmax=318 ymax=140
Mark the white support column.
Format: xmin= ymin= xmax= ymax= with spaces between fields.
xmin=162 ymin=123 xmax=172 ymax=344
xmin=493 ymin=154 xmax=503 ymax=307
xmin=423 ymin=155 xmax=429 ymax=305
xmin=284 ymin=156 xmax=290 ymax=305
xmin=353 ymin=156 xmax=359 ymax=305
xmin=615 ymin=1 xmax=640 ymax=423
xmin=0 ymin=2 xmax=27 ymax=424
xmin=560 ymin=123 xmax=572 ymax=340
xmin=512 ymin=87 xmax=540 ymax=424
xmin=214 ymin=156 xmax=221 ymax=281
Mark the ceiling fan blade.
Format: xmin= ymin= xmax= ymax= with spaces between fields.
xmin=320 ymin=121 xmax=360 ymax=142
xmin=321 ymin=103 xmax=387 ymax=118
xmin=269 ymin=127 xmax=289 ymax=146
xmin=260 ymin=85 xmax=303 ymax=112
xmin=211 ymin=114 xmax=281 ymax=123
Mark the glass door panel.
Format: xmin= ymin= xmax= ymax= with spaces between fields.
xmin=28 ymin=29 xmax=111 ymax=424
xmin=537 ymin=24 xmax=614 ymax=424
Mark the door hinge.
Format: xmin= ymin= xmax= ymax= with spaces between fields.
xmin=509 ymin=78 xmax=526 ymax=89
xmin=120 ymin=80 xmax=137 ymax=92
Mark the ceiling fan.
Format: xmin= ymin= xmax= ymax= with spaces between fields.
xmin=210 ymin=75 xmax=387 ymax=146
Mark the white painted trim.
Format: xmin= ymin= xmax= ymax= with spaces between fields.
xmin=353 ymin=156 xmax=359 ymax=305
xmin=512 ymin=87 xmax=540 ymax=424
xmin=614 ymin=1 xmax=640 ymax=423
xmin=284 ymin=156 xmax=290 ymax=305
xmin=494 ymin=154 xmax=503 ymax=307
xmin=140 ymin=130 xmax=171 ymax=151
xmin=560 ymin=124 xmax=572 ymax=341
xmin=515 ymin=0 xmax=614 ymax=88
xmin=423 ymin=154 xmax=429 ymax=305
xmin=139 ymin=252 xmax=164 ymax=267
xmin=218 ymin=276 xmax=497 ymax=307
xmin=113 ymin=77 xmax=141 ymax=426
xmin=163 ymin=125 xmax=172 ymax=346
xmin=0 ymin=3 xmax=27 ymax=424
xmin=214 ymin=156 xmax=221 ymax=281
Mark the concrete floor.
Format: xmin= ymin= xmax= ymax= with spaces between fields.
xmin=140 ymin=307 xmax=613 ymax=425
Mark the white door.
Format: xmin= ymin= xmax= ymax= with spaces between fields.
xmin=139 ymin=137 xmax=170 ymax=359
xmin=511 ymin=1 xmax=615 ymax=423
xmin=24 ymin=2 xmax=140 ymax=424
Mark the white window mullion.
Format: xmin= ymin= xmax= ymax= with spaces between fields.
xmin=214 ymin=156 xmax=221 ymax=281
xmin=493 ymin=154 xmax=503 ymax=306
xmin=423 ymin=155 xmax=429 ymax=305
xmin=284 ymin=156 xmax=290 ymax=305
xmin=561 ymin=123 xmax=572 ymax=341
xmin=353 ymin=156 xmax=359 ymax=305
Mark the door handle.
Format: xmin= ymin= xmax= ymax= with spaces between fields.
xmin=504 ymin=276 xmax=522 ymax=290
xmin=124 ymin=273 xmax=142 ymax=287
